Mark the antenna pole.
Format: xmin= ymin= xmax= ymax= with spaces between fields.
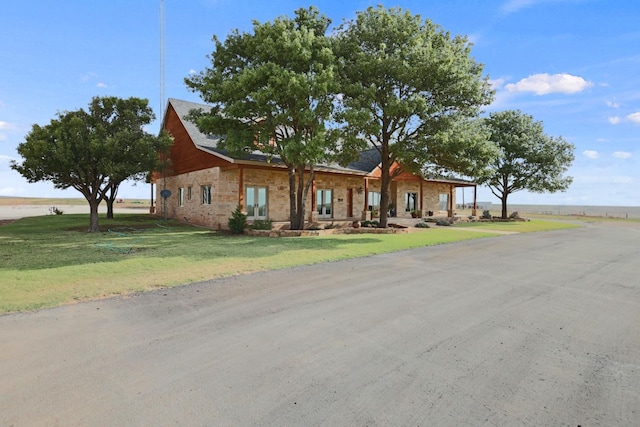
xmin=160 ymin=0 xmax=165 ymax=116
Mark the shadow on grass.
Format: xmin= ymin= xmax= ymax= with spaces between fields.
xmin=0 ymin=214 xmax=385 ymax=271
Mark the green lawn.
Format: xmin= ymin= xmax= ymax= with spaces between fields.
xmin=0 ymin=214 xmax=578 ymax=313
xmin=452 ymin=218 xmax=583 ymax=232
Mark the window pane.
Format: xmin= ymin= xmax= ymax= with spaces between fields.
xmin=439 ymin=193 xmax=448 ymax=211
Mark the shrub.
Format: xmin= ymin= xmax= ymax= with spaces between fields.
xmin=324 ymin=222 xmax=339 ymax=229
xmin=436 ymin=219 xmax=451 ymax=226
xmin=228 ymin=205 xmax=247 ymax=234
xmin=249 ymin=219 xmax=273 ymax=230
xmin=415 ymin=222 xmax=430 ymax=228
xmin=509 ymin=211 xmax=520 ymax=219
xmin=482 ymin=210 xmax=492 ymax=219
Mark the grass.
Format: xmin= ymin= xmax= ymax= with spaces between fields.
xmin=452 ymin=218 xmax=583 ymax=233
xmin=0 ymin=214 xmax=579 ymax=314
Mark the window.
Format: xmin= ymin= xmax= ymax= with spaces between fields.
xmin=368 ymin=191 xmax=381 ymax=211
xmin=405 ymin=192 xmax=417 ymax=212
xmin=202 ymin=185 xmax=212 ymax=205
xmin=439 ymin=193 xmax=449 ymax=211
xmin=187 ymin=186 xmax=192 ymax=201
xmin=246 ymin=186 xmax=267 ymax=219
xmin=316 ymin=189 xmax=332 ymax=218
xmin=178 ymin=188 xmax=185 ymax=207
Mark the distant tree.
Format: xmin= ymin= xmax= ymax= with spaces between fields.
xmin=11 ymin=96 xmax=172 ymax=232
xmin=479 ymin=110 xmax=575 ymax=219
xmin=185 ymin=7 xmax=337 ymax=230
xmin=333 ymin=6 xmax=495 ymax=227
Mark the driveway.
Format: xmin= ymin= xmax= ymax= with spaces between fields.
xmin=1 ymin=221 xmax=639 ymax=426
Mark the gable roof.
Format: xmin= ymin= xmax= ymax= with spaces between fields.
xmin=163 ymin=98 xmax=475 ymax=185
xmin=166 ymin=98 xmax=363 ymax=174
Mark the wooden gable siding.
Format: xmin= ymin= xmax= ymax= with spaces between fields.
xmin=367 ymin=160 xmax=421 ymax=182
xmin=163 ymin=104 xmax=231 ymax=176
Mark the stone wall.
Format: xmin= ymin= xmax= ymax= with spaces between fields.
xmin=157 ymin=166 xmax=459 ymax=229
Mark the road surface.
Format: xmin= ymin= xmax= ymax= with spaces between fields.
xmin=1 ymin=221 xmax=639 ymax=426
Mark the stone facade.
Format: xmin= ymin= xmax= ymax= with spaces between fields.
xmin=157 ymin=165 xmax=457 ymax=229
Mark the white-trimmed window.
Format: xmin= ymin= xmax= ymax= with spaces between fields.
xmin=368 ymin=191 xmax=381 ymax=211
xmin=439 ymin=193 xmax=449 ymax=211
xmin=202 ymin=185 xmax=212 ymax=205
xmin=187 ymin=186 xmax=192 ymax=201
xmin=178 ymin=188 xmax=185 ymax=207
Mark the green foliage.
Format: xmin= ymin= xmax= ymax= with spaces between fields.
xmin=11 ymin=96 xmax=172 ymax=231
xmin=482 ymin=210 xmax=492 ymax=219
xmin=248 ymin=219 xmax=273 ymax=230
xmin=479 ymin=110 xmax=575 ymax=218
xmin=228 ymin=205 xmax=247 ymax=234
xmin=332 ymin=6 xmax=495 ymax=227
xmin=415 ymin=222 xmax=430 ymax=228
xmin=185 ymin=7 xmax=338 ymax=230
xmin=436 ymin=219 xmax=452 ymax=226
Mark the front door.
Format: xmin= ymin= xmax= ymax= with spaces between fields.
xmin=246 ymin=186 xmax=267 ymax=219
xmin=316 ymin=189 xmax=332 ymax=219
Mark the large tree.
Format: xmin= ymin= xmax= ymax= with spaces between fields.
xmin=11 ymin=96 xmax=172 ymax=232
xmin=333 ymin=6 xmax=495 ymax=227
xmin=480 ymin=110 xmax=575 ymax=219
xmin=89 ymin=97 xmax=173 ymax=219
xmin=185 ymin=7 xmax=337 ymax=230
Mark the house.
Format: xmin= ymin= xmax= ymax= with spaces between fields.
xmin=151 ymin=98 xmax=478 ymax=230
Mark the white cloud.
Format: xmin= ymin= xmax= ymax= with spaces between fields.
xmin=0 ymin=120 xmax=17 ymax=131
xmin=489 ymin=78 xmax=507 ymax=91
xmin=188 ymin=69 xmax=197 ymax=75
xmin=505 ymin=73 xmax=592 ymax=95
xmin=608 ymin=116 xmax=621 ymax=125
xmin=627 ymin=112 xmax=640 ymax=124
xmin=96 ymin=82 xmax=108 ymax=88
xmin=613 ymin=151 xmax=632 ymax=159
xmin=606 ymin=100 xmax=620 ymax=109
xmin=583 ymin=150 xmax=600 ymax=159
xmin=0 ymin=154 xmax=16 ymax=163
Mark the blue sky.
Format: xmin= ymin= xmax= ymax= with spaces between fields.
xmin=1 ymin=0 xmax=638 ymax=206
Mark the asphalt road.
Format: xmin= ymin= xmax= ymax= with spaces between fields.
xmin=1 ymin=221 xmax=639 ymax=426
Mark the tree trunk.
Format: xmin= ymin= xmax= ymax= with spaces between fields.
xmin=105 ymin=183 xmax=119 ymax=219
xmin=288 ymin=167 xmax=301 ymax=230
xmin=106 ymin=198 xmax=114 ymax=219
xmin=501 ymin=193 xmax=509 ymax=219
xmin=378 ymin=145 xmax=392 ymax=228
xmin=88 ymin=199 xmax=100 ymax=232
xmin=295 ymin=168 xmax=306 ymax=230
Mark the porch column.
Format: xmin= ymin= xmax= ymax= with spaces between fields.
xmin=448 ymin=185 xmax=454 ymax=217
xmin=238 ymin=166 xmax=244 ymax=211
xmin=362 ymin=178 xmax=370 ymax=220
xmin=150 ymin=182 xmax=155 ymax=214
xmin=311 ymin=178 xmax=316 ymax=211
xmin=472 ymin=184 xmax=478 ymax=216
xmin=419 ymin=180 xmax=424 ymax=212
